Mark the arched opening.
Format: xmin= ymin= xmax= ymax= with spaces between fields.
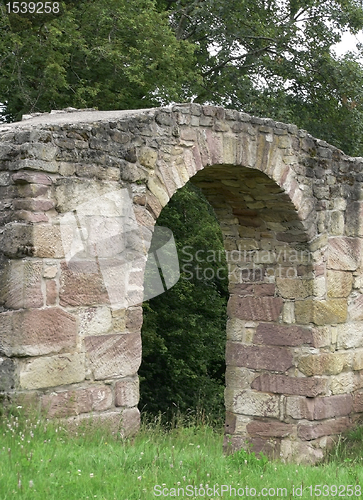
xmin=140 ymin=181 xmax=228 ymax=424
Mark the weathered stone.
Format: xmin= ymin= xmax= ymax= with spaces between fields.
xmin=227 ymin=296 xmax=283 ymax=321
xmin=353 ymin=389 xmax=363 ymax=412
xmin=2 ymin=260 xmax=43 ymax=309
xmin=59 ymin=261 xmax=109 ymax=307
xmin=348 ymin=295 xmax=363 ymax=321
xmin=330 ymin=372 xmax=355 ymax=395
xmin=345 ymin=201 xmax=363 ymax=236
xmin=295 ymin=299 xmax=347 ymax=325
xmin=251 ymin=373 xmax=327 ymax=397
xmin=125 ymin=307 xmax=143 ymax=332
xmin=41 ymin=385 xmax=113 ymax=417
xmin=226 ymin=389 xmax=280 ymax=417
xmin=313 ymin=394 xmax=352 ymax=420
xmin=276 ymin=278 xmax=313 ymax=299
xmin=327 ymin=270 xmax=353 ymax=298
xmin=115 ymin=377 xmax=139 ymax=407
xmin=298 ymin=417 xmax=350 ymax=441
xmin=0 ymin=308 xmax=77 ymax=357
xmin=247 ymin=421 xmax=295 ymax=438
xmin=298 ymin=352 xmax=349 ymax=376
xmin=85 ymin=333 xmax=141 ymax=380
xmin=254 ymin=323 xmax=313 ymax=346
xmin=19 ymin=352 xmax=85 ymax=390
xmin=78 ymin=306 xmax=113 ymax=337
xmin=33 ymin=225 xmax=65 ymax=258
xmin=327 ymin=237 xmax=362 ymax=271
xmin=336 ymin=322 xmax=363 ymax=349
xmin=226 ymin=342 xmax=293 ymax=372
xmin=285 ymin=396 xmax=315 ymax=420
xmin=0 ymin=357 xmax=15 ymax=390
xmin=279 ymin=440 xmax=324 ymax=465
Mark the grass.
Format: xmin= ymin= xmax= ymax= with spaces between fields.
xmin=1 ymin=409 xmax=363 ymax=499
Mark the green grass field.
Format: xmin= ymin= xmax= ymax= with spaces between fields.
xmin=1 ymin=410 xmax=363 ymax=499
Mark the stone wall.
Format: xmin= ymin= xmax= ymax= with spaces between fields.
xmin=1 ymin=104 xmax=363 ymax=463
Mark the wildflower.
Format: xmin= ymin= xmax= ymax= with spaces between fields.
xmin=90 ymin=473 xmax=94 ymax=478
xmin=29 ymin=481 xmax=34 ymax=488
xmin=137 ymin=476 xmax=142 ymax=481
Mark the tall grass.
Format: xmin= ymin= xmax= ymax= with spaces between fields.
xmin=0 ymin=408 xmax=363 ymax=499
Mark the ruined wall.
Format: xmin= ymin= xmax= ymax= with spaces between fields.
xmin=1 ymin=104 xmax=363 ymax=463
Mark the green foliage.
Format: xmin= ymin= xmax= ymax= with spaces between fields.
xmin=2 ymin=410 xmax=363 ymax=499
xmin=139 ymin=183 xmax=228 ymax=421
xmin=0 ymin=0 xmax=196 ymax=121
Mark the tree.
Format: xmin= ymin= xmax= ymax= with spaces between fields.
xmin=157 ymin=0 xmax=363 ymax=155
xmin=0 ymin=0 xmax=196 ymax=121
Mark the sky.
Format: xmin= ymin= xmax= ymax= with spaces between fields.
xmin=334 ymin=31 xmax=363 ymax=57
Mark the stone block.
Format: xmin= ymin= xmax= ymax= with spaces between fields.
xmin=254 ymin=323 xmax=313 ymax=346
xmin=327 ymin=270 xmax=353 ymax=298
xmin=41 ymin=385 xmax=113 ymax=417
xmin=138 ymin=147 xmax=158 ymax=169
xmin=279 ymin=440 xmax=324 ymax=465
xmin=353 ymin=389 xmax=363 ymax=412
xmin=46 ymin=280 xmax=58 ymax=306
xmin=295 ymin=299 xmax=347 ymax=325
xmin=3 ymin=260 xmax=43 ymax=309
xmin=353 ymin=350 xmax=363 ymax=371
xmin=12 ymin=171 xmax=53 ymax=185
xmin=336 ymin=322 xmax=363 ymax=349
xmin=78 ymin=307 xmax=113 ymax=337
xmin=85 ymin=333 xmax=141 ymax=380
xmin=298 ymin=417 xmax=350 ymax=441
xmin=298 ymin=353 xmax=349 ymax=376
xmin=285 ymin=396 xmax=315 ymax=420
xmin=226 ymin=367 xmax=255 ymax=390
xmin=0 ymin=224 xmax=34 ymax=258
xmin=313 ymin=394 xmax=352 ymax=420
xmin=327 ymin=237 xmax=362 ymax=271
xmin=251 ymin=373 xmax=327 ymax=397
xmin=345 ymin=201 xmax=363 ymax=236
xmin=348 ymin=295 xmax=363 ymax=321
xmin=19 ymin=352 xmax=85 ymax=390
xmin=247 ymin=420 xmax=295 ymax=438
xmin=276 ymin=278 xmax=313 ymax=299
xmin=227 ymin=296 xmax=283 ymax=321
xmin=115 ymin=377 xmax=139 ymax=407
xmin=225 ymin=342 xmax=293 ymax=372
xmin=330 ymin=372 xmax=355 ymax=395
xmin=0 ymin=357 xmax=15 ymax=390
xmin=226 ymin=389 xmax=280 ymax=417
xmin=312 ymin=326 xmax=331 ymax=348
xmin=60 ymin=261 xmax=110 ymax=307
xmin=126 ymin=307 xmax=143 ymax=332
xmin=0 ymin=308 xmax=77 ymax=357
xmin=33 ymin=225 xmax=65 ymax=258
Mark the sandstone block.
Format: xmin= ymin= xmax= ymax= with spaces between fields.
xmin=330 ymin=372 xmax=355 ymax=395
xmin=345 ymin=201 xmax=363 ymax=236
xmin=336 ymin=322 xmax=363 ymax=349
xmin=353 ymin=350 xmax=363 ymax=371
xmin=19 ymin=352 xmax=85 ymax=390
xmin=78 ymin=306 xmax=113 ymax=337
xmin=85 ymin=333 xmax=141 ymax=380
xmin=115 ymin=377 xmax=139 ymax=407
xmin=3 ymin=260 xmax=43 ymax=309
xmin=247 ymin=420 xmax=295 ymax=438
xmin=226 ymin=342 xmax=293 ymax=372
xmin=41 ymin=385 xmax=113 ymax=417
xmin=327 ymin=270 xmax=353 ymax=298
xmin=327 ymin=237 xmax=362 ymax=271
xmin=348 ymin=295 xmax=363 ymax=321
xmin=33 ymin=225 xmax=65 ymax=258
xmin=312 ymin=326 xmax=331 ymax=348
xmin=60 ymin=261 xmax=109 ymax=307
xmin=12 ymin=171 xmax=53 ymax=185
xmin=313 ymin=394 xmax=352 ymax=420
xmin=226 ymin=366 xmax=255 ymax=390
xmin=0 ymin=308 xmax=77 ymax=357
xmin=276 ymin=278 xmax=313 ymax=299
xmin=279 ymin=440 xmax=324 ymax=465
xmin=126 ymin=307 xmax=143 ymax=333
xmin=254 ymin=323 xmax=313 ymax=346
xmin=0 ymin=357 xmax=15 ymax=391
xmin=46 ymin=280 xmax=58 ymax=306
xmin=251 ymin=373 xmax=327 ymax=397
xmin=298 ymin=417 xmax=350 ymax=441
xmin=295 ymin=299 xmax=347 ymax=325
xmin=226 ymin=389 xmax=280 ymax=417
xmin=138 ymin=147 xmax=158 ymax=169
xmin=298 ymin=353 xmax=349 ymax=376
xmin=353 ymin=389 xmax=363 ymax=412
xmin=285 ymin=396 xmax=315 ymax=420
xmin=227 ymin=296 xmax=283 ymax=321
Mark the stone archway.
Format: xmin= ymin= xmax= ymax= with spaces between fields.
xmin=0 ymin=104 xmax=362 ymax=463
